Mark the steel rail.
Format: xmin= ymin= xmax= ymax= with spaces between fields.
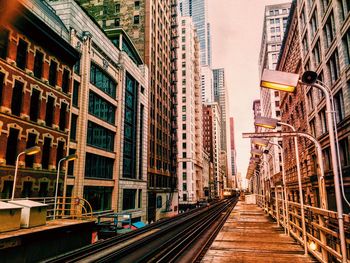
xmin=42 ymin=203 xmax=216 ymax=263
xmin=92 ymin=198 xmax=238 ymax=263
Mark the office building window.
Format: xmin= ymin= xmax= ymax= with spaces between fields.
xmin=56 ymin=141 xmax=65 ymax=167
xmin=0 ymin=27 xmax=8 ymax=59
xmin=88 ymin=92 xmax=115 ymax=124
xmin=183 ymin=183 xmax=187 ymax=191
xmin=87 ymin=121 xmax=115 ymax=151
xmin=327 ymin=50 xmax=340 ymax=84
xmin=85 ymin=153 xmax=114 ymax=179
xmin=90 ymin=63 xmax=116 ymax=98
xmin=11 ymin=80 xmax=23 ymax=116
xmin=70 ymin=114 xmax=77 ymax=141
xmin=123 ymin=73 xmax=138 ymax=179
xmin=323 ymin=147 xmax=332 ymax=171
xmin=339 ymin=0 xmax=350 ymax=21
xmin=74 ymin=59 xmax=80 ymax=75
xmin=16 ymin=39 xmax=27 ymax=70
xmin=115 ymin=3 xmax=120 ymax=13
xmin=59 ymin=102 xmax=67 ymax=131
xmin=310 ymin=9 xmax=318 ymax=37
xmin=342 ymin=28 xmax=350 ymax=65
xmin=61 ymin=69 xmax=70 ymax=93
xmin=334 ymin=89 xmax=345 ymax=123
xmin=313 ymin=40 xmax=321 ymax=66
xmin=134 ymin=15 xmax=140 ymax=24
xmin=84 ymin=186 xmax=112 ymax=211
xmin=45 ymin=96 xmax=54 ymax=127
xmin=138 ymin=189 xmax=142 ymax=208
xmin=319 ymin=108 xmax=328 ymax=134
xmin=49 ymin=60 xmax=58 ymax=87
xmin=115 ymin=17 xmax=120 ymax=26
xmin=41 ymin=137 xmax=52 ymax=169
xmin=6 ymin=128 xmax=19 ymax=165
xmin=33 ymin=50 xmax=43 ymax=79
xmin=72 ymin=80 xmax=79 ymax=107
xmin=135 ymin=1 xmax=140 ymax=9
xmin=29 ymin=88 xmax=40 ymax=122
xmin=324 ymin=12 xmax=336 ymax=48
xmin=67 ymin=148 xmax=76 ymax=176
xmin=123 ymin=189 xmax=136 ymax=210
xmin=339 ymin=138 xmax=350 ymax=166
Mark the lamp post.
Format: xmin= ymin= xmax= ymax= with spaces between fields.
xmin=261 ymin=69 xmax=347 ymax=262
xmin=11 ymin=146 xmax=41 ymax=201
xmin=252 ymin=138 xmax=290 ymax=235
xmin=54 ymin=154 xmax=78 ymax=220
xmin=254 ymin=116 xmax=307 ymax=255
xmin=269 ymin=141 xmax=289 ymax=235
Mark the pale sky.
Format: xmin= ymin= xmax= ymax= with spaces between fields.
xmin=208 ymin=0 xmax=289 ymax=176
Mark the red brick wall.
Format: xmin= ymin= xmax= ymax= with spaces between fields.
xmin=0 ymin=24 xmax=74 ymax=198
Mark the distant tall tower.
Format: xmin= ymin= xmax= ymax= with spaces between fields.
xmin=213 ymin=68 xmax=227 ymax=152
xmin=179 ymin=0 xmax=213 ymax=103
xmin=258 ymin=2 xmax=291 ymax=177
xmin=179 ymin=0 xmax=211 ymax=67
xmin=230 ymin=117 xmax=237 ymax=179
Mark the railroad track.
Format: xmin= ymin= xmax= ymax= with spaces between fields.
xmin=43 ymin=197 xmax=237 ymax=263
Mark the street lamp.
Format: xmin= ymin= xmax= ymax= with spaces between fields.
xmin=260 ymin=69 xmax=347 ymax=262
xmin=54 ymin=154 xmax=78 ymax=220
xmin=11 ymin=146 xmax=41 ymax=200
xmin=254 ymin=116 xmax=307 ymax=255
xmin=260 ymin=69 xmax=299 ymax=92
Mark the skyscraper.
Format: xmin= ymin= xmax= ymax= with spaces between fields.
xmin=179 ymin=0 xmax=213 ymax=103
xmin=230 ymin=117 xmax=237 ymax=187
xmin=74 ymin=0 xmax=179 ymax=222
xmin=177 ymin=17 xmax=203 ymax=207
xmin=258 ymin=2 xmax=291 ymax=178
xmin=179 ymin=0 xmax=211 ymax=67
xmin=213 ymin=68 xmax=227 ymax=151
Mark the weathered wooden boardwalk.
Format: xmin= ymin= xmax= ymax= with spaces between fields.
xmin=202 ymin=201 xmax=317 ymax=263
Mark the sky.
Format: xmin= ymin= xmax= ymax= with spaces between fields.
xmin=208 ymin=0 xmax=288 ymax=177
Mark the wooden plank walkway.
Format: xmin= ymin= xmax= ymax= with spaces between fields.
xmin=202 ymin=201 xmax=318 ymax=263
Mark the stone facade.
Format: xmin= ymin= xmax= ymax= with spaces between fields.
xmin=76 ymin=0 xmax=179 ymax=222
xmin=50 ymin=0 xmax=149 ymax=221
xmin=0 ymin=0 xmax=79 ymax=199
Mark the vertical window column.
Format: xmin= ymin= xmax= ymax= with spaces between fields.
xmin=5 ymin=128 xmax=19 ymax=166
xmin=41 ymin=137 xmax=52 ymax=170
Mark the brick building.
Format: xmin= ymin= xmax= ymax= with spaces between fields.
xmin=0 ymin=0 xmax=79 ymax=199
xmin=276 ymin=1 xmax=315 ymax=205
xmin=277 ymin=0 xmax=350 ymax=212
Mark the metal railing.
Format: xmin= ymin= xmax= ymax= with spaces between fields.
xmin=1 ymin=196 xmax=93 ymax=221
xmin=256 ymin=194 xmax=350 ymax=263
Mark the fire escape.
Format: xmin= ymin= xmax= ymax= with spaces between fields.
xmin=166 ymin=0 xmax=179 ymax=212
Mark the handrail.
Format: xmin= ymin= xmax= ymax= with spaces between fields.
xmin=255 ymin=194 xmax=350 ymax=263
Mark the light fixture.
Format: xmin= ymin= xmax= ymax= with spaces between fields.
xmin=260 ymin=69 xmax=299 ymax=92
xmin=309 ymin=241 xmax=317 ymax=251
xmin=11 ymin=146 xmax=41 ymax=200
xmin=251 ymin=148 xmax=263 ymax=157
xmin=255 ymin=116 xmax=278 ymax=129
xmin=252 ymin=138 xmax=269 ymax=147
xmin=24 ymin=146 xmax=41 ymax=155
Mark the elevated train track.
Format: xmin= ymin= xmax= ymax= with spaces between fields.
xmin=43 ymin=197 xmax=238 ymax=263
